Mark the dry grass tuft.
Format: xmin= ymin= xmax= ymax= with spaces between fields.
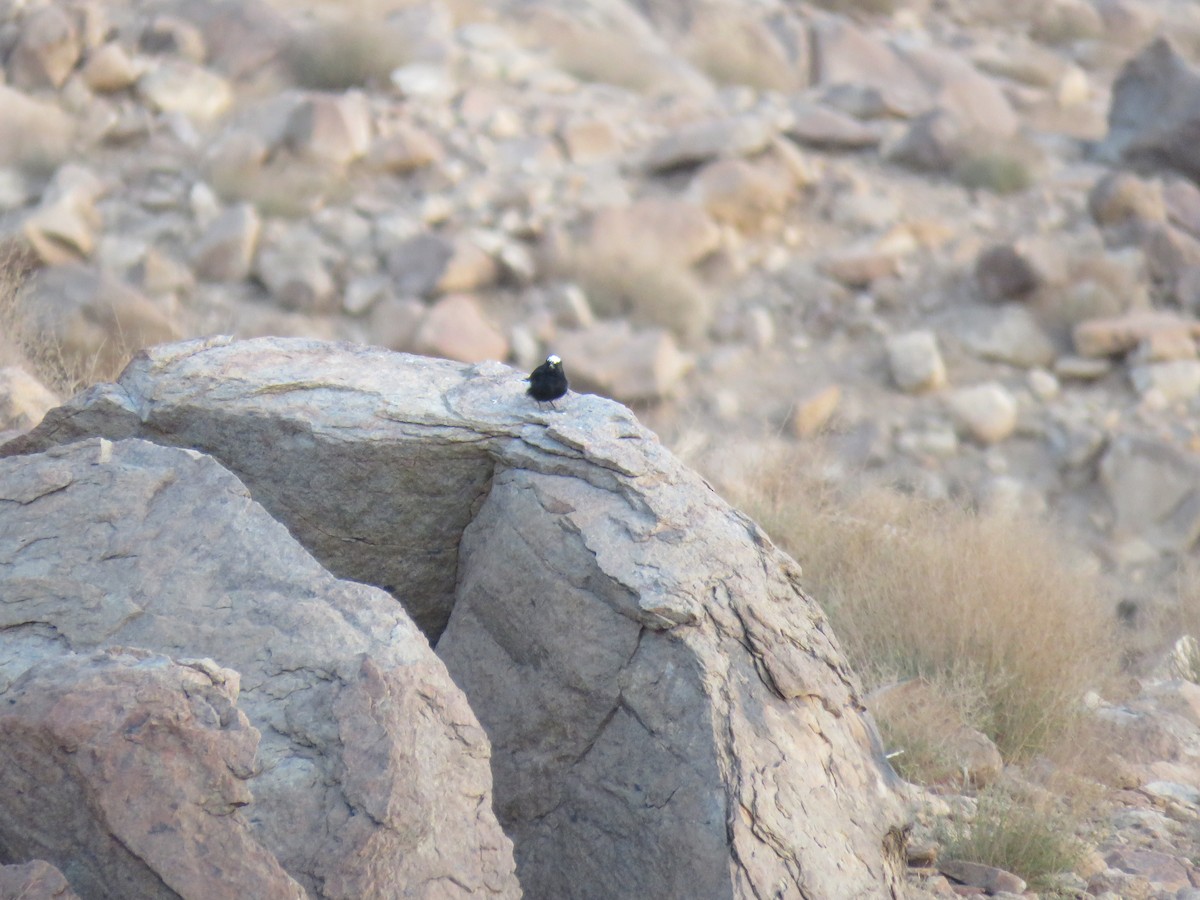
xmin=733 ymin=452 xmax=1116 ymax=761
xmin=939 ymin=783 xmax=1089 ymax=890
xmin=0 ymin=253 xmax=141 ymax=396
xmin=955 ymin=150 xmax=1036 ymax=195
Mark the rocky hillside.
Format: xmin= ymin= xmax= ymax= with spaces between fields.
xmin=4 ymin=0 xmax=1200 ymax=896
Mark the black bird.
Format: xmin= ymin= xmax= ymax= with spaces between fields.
xmin=526 ymin=354 xmax=568 ymax=407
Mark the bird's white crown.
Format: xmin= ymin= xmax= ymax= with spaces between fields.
xmin=547 ymin=355 xmax=561 ymax=365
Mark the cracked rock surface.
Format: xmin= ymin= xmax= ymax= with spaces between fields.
xmin=0 ymin=433 xmax=518 ymax=899
xmin=6 ymin=335 xmax=908 ymax=898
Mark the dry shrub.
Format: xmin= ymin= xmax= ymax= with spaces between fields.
xmin=287 ymin=21 xmax=412 ymax=90
xmin=872 ymin=675 xmax=992 ymax=786
xmin=734 ymin=453 xmax=1116 ymax=761
xmin=0 ymin=254 xmax=149 ymax=395
xmin=955 ymin=150 xmax=1036 ymax=195
xmin=939 ymin=783 xmax=1089 ymax=890
xmin=559 ymin=243 xmax=712 ymax=345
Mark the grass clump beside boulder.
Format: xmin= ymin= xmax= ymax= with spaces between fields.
xmin=940 ymin=784 xmax=1089 ymax=891
xmin=735 ymin=457 xmax=1115 ymax=762
xmin=955 ymin=151 xmax=1036 ymax=195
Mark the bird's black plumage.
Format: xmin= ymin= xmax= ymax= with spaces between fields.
xmin=526 ymin=354 xmax=568 ymax=406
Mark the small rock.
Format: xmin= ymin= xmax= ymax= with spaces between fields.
xmin=284 ymin=92 xmax=372 ymax=165
xmin=641 ymin=114 xmax=775 ymax=173
xmin=1129 ymin=359 xmax=1200 ymax=402
xmin=946 ymin=383 xmax=1018 ymax=444
xmin=436 ymin=237 xmax=499 ymax=295
xmin=1129 ymin=329 xmax=1197 ymax=362
xmin=413 ymin=293 xmax=508 ymax=363
xmin=939 ymin=859 xmax=1026 ymax=895
xmin=1056 ymin=65 xmax=1090 ymax=107
xmin=343 ymin=274 xmax=392 ymax=317
xmin=386 ymin=233 xmax=455 ymax=298
xmin=17 ymin=164 xmax=105 ymax=265
xmin=1100 ymin=435 xmax=1200 ymax=546
xmin=560 ymin=118 xmax=622 ymax=163
xmin=819 ymin=232 xmax=912 ymax=288
xmin=0 ymin=86 xmax=74 ymax=169
xmin=82 ymin=42 xmax=140 ymax=93
xmin=254 ymin=232 xmax=337 ymax=313
xmin=1073 ymin=311 xmax=1200 ymax=358
xmin=1141 ymin=222 xmax=1200 ymax=288
xmin=192 ymin=203 xmax=261 ymax=282
xmin=587 ymin=198 xmax=721 ymax=268
xmin=8 ymin=6 xmax=81 ymax=89
xmin=139 ymin=248 xmax=195 ymax=296
xmin=1143 ymin=780 xmax=1200 ymax=809
xmin=1104 ymin=848 xmax=1191 ymax=892
xmin=1165 ymin=177 xmax=1200 ymax=239
xmin=962 ymin=304 xmax=1057 ymax=368
xmin=1054 ymin=355 xmax=1112 ymax=380
xmin=1089 ymin=170 xmax=1165 ymax=229
xmin=980 ymin=475 xmax=1047 ymax=518
xmin=368 ymin=123 xmax=443 ymax=173
xmin=975 ymin=239 xmax=1068 ymax=302
xmin=743 ymin=307 xmax=774 ymax=349
xmin=689 ymin=158 xmax=792 ymax=233
xmin=886 ymin=330 xmax=947 ymax=393
xmin=1027 ymin=368 xmax=1060 ymax=399
xmin=784 ymin=100 xmax=882 ymax=150
xmin=791 ymin=385 xmax=841 ymax=438
xmin=887 ymin=109 xmax=968 ymax=173
xmin=896 ymin=426 xmax=959 ymax=459
xmin=22 ymin=195 xmax=97 ymax=265
xmin=137 ymin=61 xmax=233 ymax=124
xmin=554 ymin=320 xmax=692 ymax=404
xmin=391 ymin=63 xmax=455 ymax=101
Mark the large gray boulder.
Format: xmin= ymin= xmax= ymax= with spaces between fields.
xmin=5 ymin=336 xmax=909 ymax=899
xmin=0 ymin=435 xmax=518 ymax=899
xmin=1100 ymin=38 xmax=1200 ymax=182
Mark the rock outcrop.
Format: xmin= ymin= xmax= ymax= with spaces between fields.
xmin=0 ymin=434 xmax=518 ymax=899
xmin=0 ymin=860 xmax=80 ymax=900
xmin=0 ymin=649 xmax=307 ymax=900
xmin=5 ymin=336 xmax=909 ymax=899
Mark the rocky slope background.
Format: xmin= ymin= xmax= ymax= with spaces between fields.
xmin=3 ymin=0 xmax=1200 ymax=896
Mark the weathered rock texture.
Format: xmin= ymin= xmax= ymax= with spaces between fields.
xmin=5 ymin=336 xmax=908 ymax=899
xmin=0 ymin=860 xmax=80 ymax=900
xmin=0 ymin=435 xmax=517 ymax=899
xmin=0 ymin=649 xmax=306 ymax=900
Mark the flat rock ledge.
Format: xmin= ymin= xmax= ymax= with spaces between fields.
xmin=4 ymin=335 xmax=908 ymax=899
